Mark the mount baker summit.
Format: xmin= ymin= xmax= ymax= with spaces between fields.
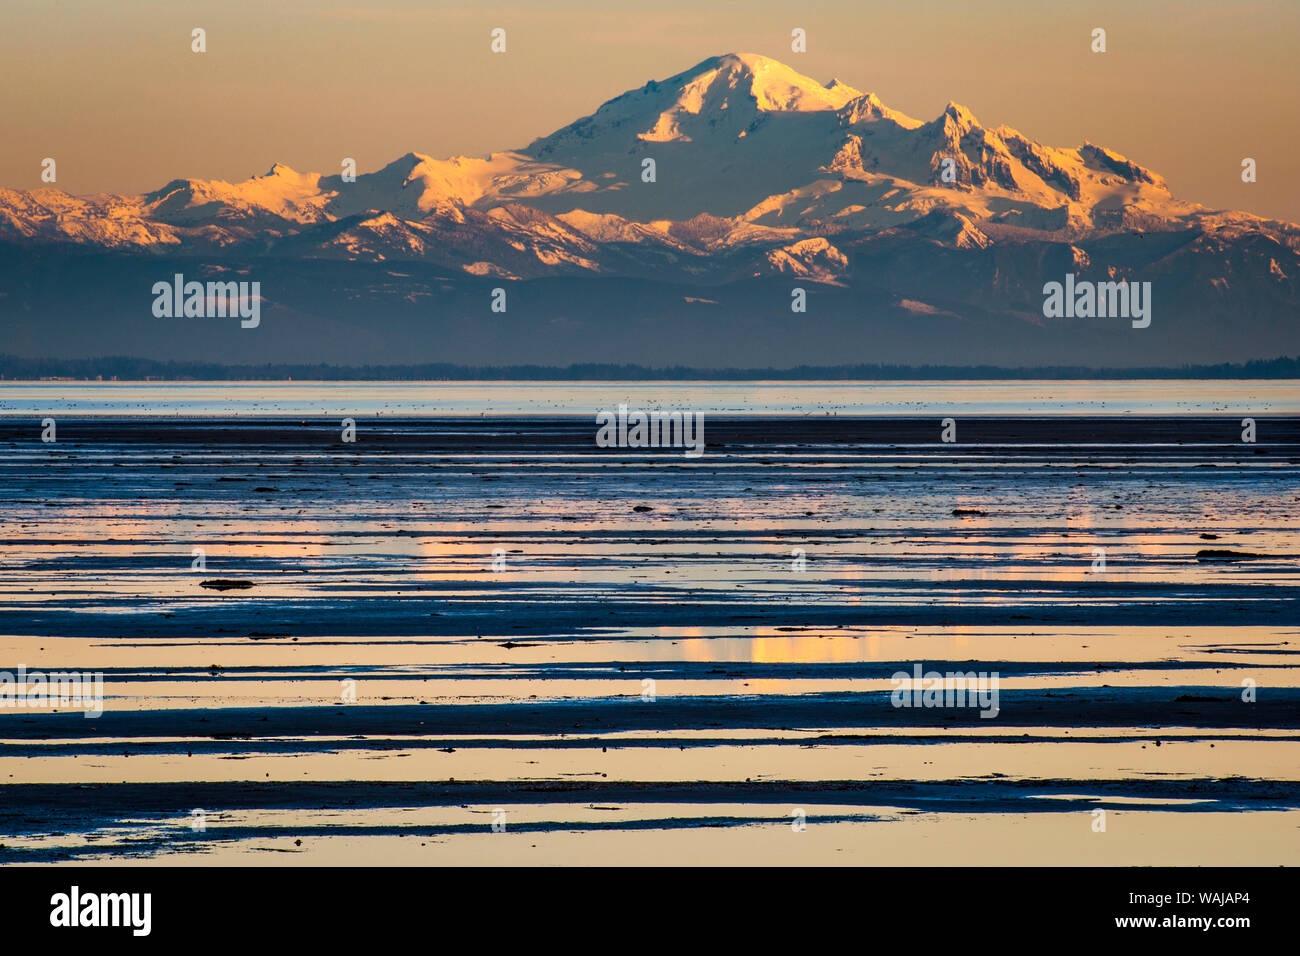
xmin=2 ymin=52 xmax=1297 ymax=368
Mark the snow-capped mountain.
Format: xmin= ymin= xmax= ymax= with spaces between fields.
xmin=2 ymin=53 xmax=1297 ymax=368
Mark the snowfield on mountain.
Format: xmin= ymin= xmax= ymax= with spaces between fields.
xmin=2 ymin=53 xmax=1296 ymax=367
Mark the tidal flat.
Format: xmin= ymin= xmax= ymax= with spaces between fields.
xmin=0 ymin=413 xmax=1297 ymax=865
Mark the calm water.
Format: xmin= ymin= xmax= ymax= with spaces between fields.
xmin=2 ymin=414 xmax=1297 ymax=864
xmin=1 ymin=389 xmax=1297 ymax=865
xmin=1 ymin=379 xmax=1297 ymax=416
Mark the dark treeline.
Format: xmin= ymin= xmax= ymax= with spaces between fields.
xmin=2 ymin=354 xmax=1299 ymax=381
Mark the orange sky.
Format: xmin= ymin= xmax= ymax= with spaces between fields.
xmin=3 ymin=0 xmax=1297 ymax=222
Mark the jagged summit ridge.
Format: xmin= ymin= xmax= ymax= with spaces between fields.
xmin=1 ymin=52 xmax=1296 ymax=370
xmin=527 ymin=52 xmax=868 ymax=158
xmin=0 ymin=51 xmax=1291 ymax=272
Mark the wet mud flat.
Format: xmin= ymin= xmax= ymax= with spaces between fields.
xmin=0 ymin=415 xmax=1297 ymax=864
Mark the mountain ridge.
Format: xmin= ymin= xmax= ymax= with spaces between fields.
xmin=2 ymin=52 xmax=1297 ymax=368
xmin=5 ymin=51 xmax=1291 ymax=261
